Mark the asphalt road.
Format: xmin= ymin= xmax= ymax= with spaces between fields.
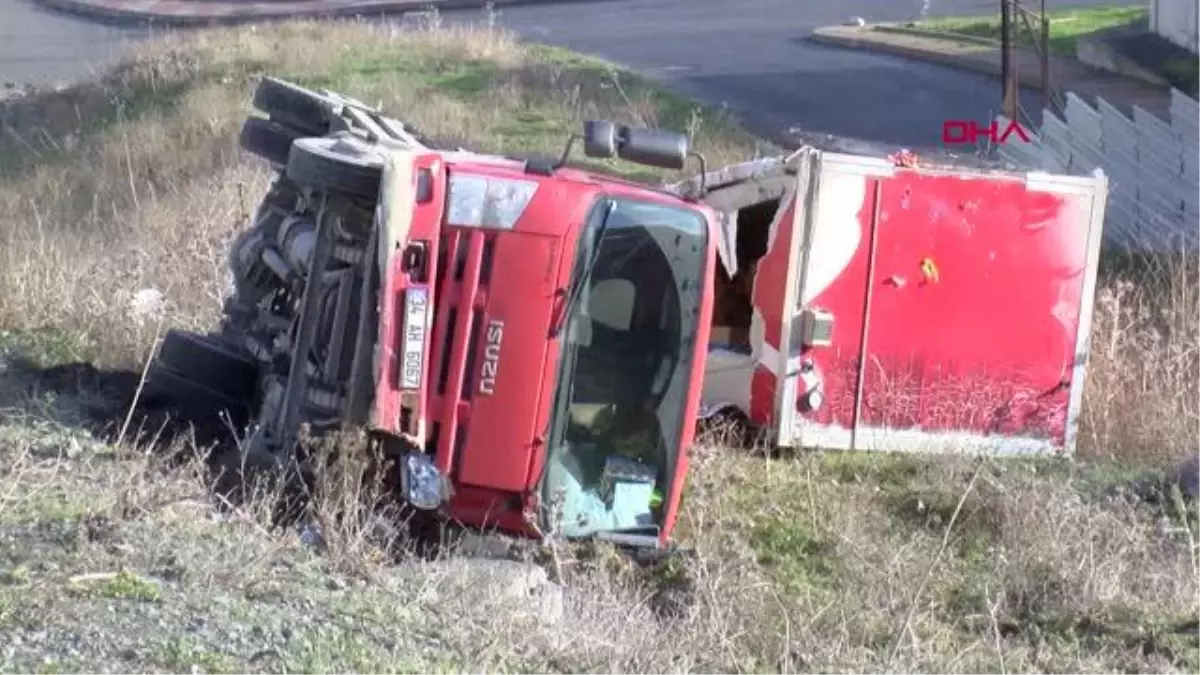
xmin=0 ymin=1 xmax=146 ymax=86
xmin=2 ymin=0 xmax=1114 ymax=148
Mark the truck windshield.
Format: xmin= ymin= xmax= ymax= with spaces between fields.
xmin=541 ymin=196 xmax=708 ymax=538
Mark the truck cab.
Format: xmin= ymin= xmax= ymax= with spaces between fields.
xmin=145 ymin=78 xmax=719 ymax=549
xmin=373 ymin=146 xmax=719 ymax=547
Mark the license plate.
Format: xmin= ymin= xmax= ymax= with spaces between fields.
xmin=400 ymin=287 xmax=429 ymax=390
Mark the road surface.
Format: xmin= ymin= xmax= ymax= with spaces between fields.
xmin=0 ymin=1 xmax=146 ymax=86
xmin=2 ymin=0 xmax=1113 ymax=148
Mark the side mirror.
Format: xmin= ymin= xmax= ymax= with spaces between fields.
xmin=617 ymin=126 xmax=688 ymax=170
xmin=581 ymin=120 xmax=689 ymax=170
xmin=583 ymin=120 xmax=617 ymax=159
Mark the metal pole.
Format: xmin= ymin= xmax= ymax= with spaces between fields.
xmin=1000 ymin=0 xmax=1009 ymax=117
xmin=1040 ymin=0 xmax=1050 ymax=116
xmin=849 ymin=180 xmax=883 ymax=453
xmin=1001 ymin=0 xmax=1017 ymax=121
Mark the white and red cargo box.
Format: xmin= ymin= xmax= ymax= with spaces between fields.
xmin=676 ymin=148 xmax=1108 ymax=456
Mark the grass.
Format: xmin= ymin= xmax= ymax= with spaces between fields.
xmin=0 ymin=8 xmax=1196 ymax=674
xmin=907 ymin=5 xmax=1149 ymax=56
xmin=1161 ymin=56 xmax=1200 ymax=96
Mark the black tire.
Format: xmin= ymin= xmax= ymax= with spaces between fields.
xmin=252 ymin=76 xmax=333 ymax=136
xmin=696 ymin=406 xmax=756 ymax=448
xmin=286 ymin=135 xmax=385 ymax=199
xmin=142 ymin=363 xmax=251 ymax=427
xmin=155 ymin=330 xmax=259 ymax=404
xmin=239 ymin=117 xmax=304 ymax=167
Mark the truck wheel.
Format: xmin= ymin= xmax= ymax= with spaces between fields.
xmin=155 ymin=329 xmax=259 ymax=405
xmin=252 ymin=76 xmax=333 ymax=136
xmin=696 ymin=406 xmax=755 ymax=448
xmin=239 ymin=117 xmax=304 ymax=167
xmin=142 ymin=363 xmax=251 ymax=428
xmin=286 ymin=135 xmax=385 ymax=200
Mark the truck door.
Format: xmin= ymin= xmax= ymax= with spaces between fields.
xmin=766 ymin=152 xmax=1108 ymax=456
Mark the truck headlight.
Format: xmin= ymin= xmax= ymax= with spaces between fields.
xmin=401 ymin=453 xmax=446 ymax=510
xmin=446 ymin=174 xmax=537 ymax=230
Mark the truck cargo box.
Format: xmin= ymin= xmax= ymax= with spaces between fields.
xmin=678 ymin=149 xmax=1109 ymax=456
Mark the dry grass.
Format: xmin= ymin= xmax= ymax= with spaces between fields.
xmin=1081 ymin=253 xmax=1200 ymax=463
xmin=0 ymin=14 xmax=764 ymax=368
xmin=0 ymin=12 xmax=1196 ymax=675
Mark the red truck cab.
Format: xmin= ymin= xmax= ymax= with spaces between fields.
xmin=371 ymin=144 xmax=719 ymax=547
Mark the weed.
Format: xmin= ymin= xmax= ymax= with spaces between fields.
xmin=80 ymin=570 xmax=163 ymax=603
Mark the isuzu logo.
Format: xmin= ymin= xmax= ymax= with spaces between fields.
xmin=479 ymin=319 xmax=504 ymax=395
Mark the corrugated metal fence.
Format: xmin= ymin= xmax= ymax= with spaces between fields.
xmin=997 ymin=89 xmax=1199 ymax=252
xmin=1151 ymin=0 xmax=1199 ymax=54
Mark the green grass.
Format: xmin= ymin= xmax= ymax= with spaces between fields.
xmin=88 ymin=570 xmax=164 ymax=603
xmin=910 ymin=5 xmax=1149 ymax=56
xmin=277 ymin=36 xmax=751 ymax=181
xmin=1157 ymin=54 xmax=1199 ymax=96
xmin=749 ymin=516 xmax=840 ymax=594
xmin=153 ymin=638 xmax=239 ymax=675
xmin=0 ymin=329 xmax=96 ymax=370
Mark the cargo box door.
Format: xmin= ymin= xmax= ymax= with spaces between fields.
xmin=779 ymin=154 xmax=1107 ymax=455
xmin=752 ymin=152 xmax=891 ymax=448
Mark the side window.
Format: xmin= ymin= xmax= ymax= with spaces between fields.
xmin=588 ymin=278 xmax=636 ymax=331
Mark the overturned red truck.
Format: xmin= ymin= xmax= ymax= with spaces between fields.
xmin=147 ymin=77 xmax=1109 ymax=549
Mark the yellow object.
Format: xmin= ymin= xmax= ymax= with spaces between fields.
xmin=650 ymin=489 xmax=663 ymax=508
xmin=920 ymin=257 xmax=940 ymax=283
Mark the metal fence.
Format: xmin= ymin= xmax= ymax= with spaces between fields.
xmin=997 ymin=89 xmax=1199 ymax=252
xmin=1151 ymin=0 xmax=1199 ymax=54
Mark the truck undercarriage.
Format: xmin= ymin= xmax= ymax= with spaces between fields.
xmin=146 ymin=80 xmax=439 ymax=492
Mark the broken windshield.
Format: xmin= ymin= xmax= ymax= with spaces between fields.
xmin=541 ymin=196 xmax=708 ymax=539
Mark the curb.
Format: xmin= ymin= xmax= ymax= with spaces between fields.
xmin=808 ymin=26 xmax=1046 ymax=92
xmin=870 ymin=24 xmax=1003 ymax=48
xmin=33 ymin=0 xmax=607 ymax=26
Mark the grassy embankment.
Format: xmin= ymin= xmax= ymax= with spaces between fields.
xmin=901 ymin=4 xmax=1197 ymax=93
xmin=0 ymin=12 xmax=1196 ymax=674
xmin=909 ymin=5 xmax=1149 ymax=56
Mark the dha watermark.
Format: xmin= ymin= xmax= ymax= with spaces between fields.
xmin=942 ymin=119 xmax=1033 ymax=145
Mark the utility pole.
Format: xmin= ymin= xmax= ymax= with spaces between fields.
xmin=1040 ymin=0 xmax=1050 ymax=116
xmin=1000 ymin=0 xmax=1019 ymax=121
